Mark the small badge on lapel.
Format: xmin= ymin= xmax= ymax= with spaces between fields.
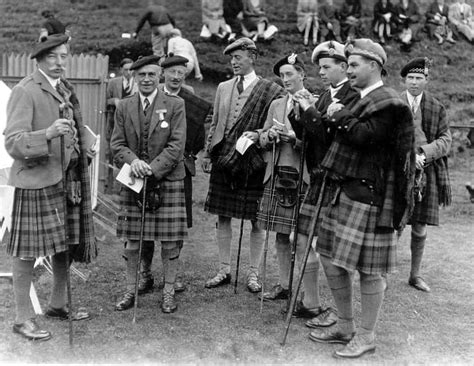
xmin=156 ymin=109 xmax=168 ymax=128
xmin=160 ymin=121 xmax=169 ymax=128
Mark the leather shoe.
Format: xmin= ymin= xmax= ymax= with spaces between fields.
xmin=161 ymin=289 xmax=177 ymax=313
xmin=309 ymin=328 xmax=354 ymax=344
xmin=138 ymin=277 xmax=154 ymax=294
xmin=246 ymin=272 xmax=262 ymax=293
xmin=115 ymin=292 xmax=135 ymax=311
xmin=333 ymin=334 xmax=376 ymax=359
xmin=45 ymin=306 xmax=91 ymax=321
xmin=258 ymin=284 xmax=289 ymax=301
xmin=13 ymin=318 xmax=52 ymax=341
xmin=409 ymin=276 xmax=431 ymax=292
xmin=205 ymin=271 xmax=231 ymax=288
xmin=292 ymin=301 xmax=325 ymax=318
xmin=305 ymin=307 xmax=337 ymax=328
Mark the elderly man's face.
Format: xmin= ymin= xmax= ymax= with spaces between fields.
xmin=37 ymin=44 xmax=68 ymax=79
xmin=135 ymin=64 xmax=160 ymax=96
xmin=347 ymin=55 xmax=374 ymax=89
xmin=229 ymin=49 xmax=255 ymax=76
xmin=163 ymin=65 xmax=187 ymax=93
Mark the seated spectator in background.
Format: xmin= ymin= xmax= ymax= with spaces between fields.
xmin=39 ymin=10 xmax=69 ymax=41
xmin=167 ymin=29 xmax=203 ymax=81
xmin=449 ymin=0 xmax=474 ymax=43
xmin=425 ymin=0 xmax=456 ymax=44
xmin=340 ymin=0 xmax=363 ymax=40
xmin=223 ymin=0 xmax=244 ymax=41
xmin=296 ymin=0 xmax=319 ymax=46
xmin=201 ymin=0 xmax=231 ymax=42
xmin=133 ymin=0 xmax=176 ymax=57
xmin=394 ymin=0 xmax=422 ymax=51
xmin=319 ymin=0 xmax=343 ymax=42
xmin=241 ymin=0 xmax=278 ymax=41
xmin=373 ymin=0 xmax=396 ymax=44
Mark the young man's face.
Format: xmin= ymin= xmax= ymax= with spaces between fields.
xmin=318 ymin=58 xmax=347 ymax=87
xmin=136 ymin=64 xmax=160 ymax=96
xmin=37 ymin=44 xmax=68 ymax=79
xmin=229 ymin=49 xmax=255 ymax=76
xmin=347 ymin=55 xmax=375 ymax=89
xmin=163 ymin=65 xmax=187 ymax=92
xmin=279 ymin=64 xmax=304 ymax=94
xmin=405 ymin=72 xmax=428 ymax=96
xmin=121 ymin=62 xmax=133 ymax=80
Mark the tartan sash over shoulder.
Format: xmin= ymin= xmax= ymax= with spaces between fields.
xmin=213 ymin=78 xmax=283 ymax=179
xmin=60 ymin=78 xmax=97 ymax=263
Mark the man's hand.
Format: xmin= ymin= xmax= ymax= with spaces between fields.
xmin=415 ymin=153 xmax=426 ymax=170
xmin=202 ymin=156 xmax=212 ymax=173
xmin=46 ymin=118 xmax=72 ymax=140
xmin=130 ymin=158 xmax=152 ymax=178
xmin=278 ymin=130 xmax=296 ymax=144
xmin=242 ymin=131 xmax=259 ymax=142
xmin=327 ymin=102 xmax=344 ymax=118
xmin=268 ymin=126 xmax=280 ymax=143
xmin=294 ymin=90 xmax=318 ymax=111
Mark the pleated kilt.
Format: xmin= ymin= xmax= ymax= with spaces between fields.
xmin=204 ymin=169 xmax=264 ymax=220
xmin=316 ymin=189 xmax=396 ymax=275
xmin=8 ymin=181 xmax=80 ymax=258
xmin=409 ymin=167 xmax=439 ymax=226
xmin=117 ymin=179 xmax=187 ymax=242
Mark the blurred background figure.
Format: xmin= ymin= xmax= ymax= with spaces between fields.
xmin=39 ymin=10 xmax=70 ymax=41
xmin=133 ymin=0 xmax=176 ymax=57
xmin=340 ymin=0 xmax=363 ymax=40
xmin=223 ymin=0 xmax=244 ymax=41
xmin=394 ymin=0 xmax=422 ymax=52
xmin=241 ymin=0 xmax=278 ymax=41
xmin=373 ymin=0 xmax=396 ymax=44
xmin=201 ymin=0 xmax=231 ymax=42
xmin=296 ymin=0 xmax=319 ymax=46
xmin=319 ymin=0 xmax=342 ymax=42
xmin=167 ymin=29 xmax=203 ymax=81
xmin=449 ymin=0 xmax=474 ymax=43
xmin=425 ymin=0 xmax=456 ymax=44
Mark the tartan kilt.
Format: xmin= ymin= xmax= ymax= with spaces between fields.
xmin=409 ymin=166 xmax=439 ymax=226
xmin=316 ymin=190 xmax=396 ymax=275
xmin=117 ymin=179 xmax=187 ymax=242
xmin=7 ymin=182 xmax=81 ymax=258
xmin=204 ymin=168 xmax=264 ymax=220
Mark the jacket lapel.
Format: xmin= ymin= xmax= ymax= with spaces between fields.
xmin=130 ymin=94 xmax=141 ymax=139
xmin=149 ymin=92 xmax=167 ymax=138
xmin=33 ymin=70 xmax=63 ymax=103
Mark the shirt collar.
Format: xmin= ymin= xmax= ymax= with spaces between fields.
xmin=163 ymin=85 xmax=179 ymax=96
xmin=123 ymin=76 xmax=133 ymax=87
xmin=360 ymin=80 xmax=384 ymax=99
xmin=139 ymin=88 xmax=158 ymax=107
xmin=240 ymin=70 xmax=258 ymax=89
xmin=407 ymin=91 xmax=423 ymax=105
xmin=38 ymin=68 xmax=60 ymax=88
xmin=329 ymin=78 xmax=348 ymax=98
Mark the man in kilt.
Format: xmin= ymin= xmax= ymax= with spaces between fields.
xmin=4 ymin=34 xmax=96 ymax=341
xmin=201 ymin=37 xmax=283 ymax=292
xmin=111 ymin=55 xmax=187 ymax=314
xmin=400 ymin=57 xmax=452 ymax=293
xmin=297 ymin=39 xmax=416 ymax=358
xmin=256 ymin=53 xmax=328 ymax=321
xmin=293 ymin=41 xmax=360 ymax=327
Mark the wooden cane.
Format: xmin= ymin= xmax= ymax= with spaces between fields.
xmin=133 ymin=176 xmax=148 ymax=324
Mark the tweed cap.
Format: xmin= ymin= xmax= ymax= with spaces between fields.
xmin=160 ymin=54 xmax=189 ymax=69
xmin=223 ymin=37 xmax=257 ymax=55
xmin=130 ymin=55 xmax=161 ymax=71
xmin=311 ymin=41 xmax=346 ymax=63
xmin=273 ymin=53 xmax=305 ymax=76
xmin=30 ymin=34 xmax=69 ymax=59
xmin=401 ymin=57 xmax=432 ymax=77
xmin=344 ymin=38 xmax=387 ymax=67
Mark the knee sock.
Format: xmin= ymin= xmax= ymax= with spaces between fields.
xmin=12 ymin=258 xmax=35 ymax=324
xmin=140 ymin=241 xmax=155 ymax=279
xmin=275 ymin=233 xmax=291 ymax=289
xmin=359 ymin=274 xmax=386 ymax=340
xmin=216 ymin=219 xmax=232 ymax=274
xmin=296 ymin=235 xmax=321 ymax=309
xmin=163 ymin=258 xmax=179 ymax=293
xmin=249 ymin=223 xmax=264 ymax=274
xmin=410 ymin=232 xmax=427 ymax=279
xmin=49 ymin=251 xmax=68 ymax=309
xmin=124 ymin=249 xmax=139 ymax=292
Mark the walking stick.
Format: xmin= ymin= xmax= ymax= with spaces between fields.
xmin=133 ymin=176 xmax=148 ymax=324
xmin=260 ymin=142 xmax=277 ymax=313
xmin=280 ymin=173 xmax=327 ymax=346
xmin=286 ymin=129 xmax=306 ymax=313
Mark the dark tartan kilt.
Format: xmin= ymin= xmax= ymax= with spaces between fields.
xmin=204 ymin=168 xmax=264 ymax=220
xmin=8 ymin=182 xmax=80 ymax=258
xmin=117 ymin=179 xmax=187 ymax=242
xmin=409 ymin=167 xmax=439 ymax=226
xmin=316 ymin=190 xmax=396 ymax=275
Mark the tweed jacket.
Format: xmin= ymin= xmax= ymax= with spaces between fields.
xmin=110 ymin=90 xmax=186 ymax=182
xmin=106 ymin=76 xmax=137 ymax=108
xmin=5 ymin=70 xmax=78 ymax=189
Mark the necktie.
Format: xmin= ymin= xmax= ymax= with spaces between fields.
xmin=143 ymin=97 xmax=150 ymax=115
xmin=411 ymin=97 xmax=418 ymax=115
xmin=236 ymin=76 xmax=244 ymax=94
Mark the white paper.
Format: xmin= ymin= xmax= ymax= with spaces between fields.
xmin=121 ymin=33 xmax=131 ymax=39
xmin=236 ymin=135 xmax=255 ymax=155
xmin=116 ymin=163 xmax=144 ymax=193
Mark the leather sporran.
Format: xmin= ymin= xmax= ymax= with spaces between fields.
xmin=275 ymin=169 xmax=299 ymax=208
xmin=135 ymin=177 xmax=162 ymax=212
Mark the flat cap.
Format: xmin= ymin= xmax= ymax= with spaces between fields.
xmin=30 ymin=34 xmax=69 ymax=59
xmin=130 ymin=55 xmax=161 ymax=71
xmin=311 ymin=41 xmax=346 ymax=63
xmin=400 ymin=57 xmax=432 ymax=77
xmin=160 ymin=53 xmax=189 ymax=69
xmin=344 ymin=38 xmax=387 ymax=67
xmin=223 ymin=37 xmax=257 ymax=55
xmin=273 ymin=53 xmax=305 ymax=75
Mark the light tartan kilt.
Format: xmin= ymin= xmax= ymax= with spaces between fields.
xmin=8 ymin=181 xmax=80 ymax=258
xmin=204 ymin=169 xmax=264 ymax=220
xmin=409 ymin=167 xmax=439 ymax=226
xmin=316 ymin=190 xmax=396 ymax=275
xmin=117 ymin=179 xmax=187 ymax=242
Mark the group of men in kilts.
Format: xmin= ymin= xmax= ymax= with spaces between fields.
xmin=4 ymin=30 xmax=451 ymax=359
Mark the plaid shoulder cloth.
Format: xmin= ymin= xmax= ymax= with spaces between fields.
xmin=59 ymin=78 xmax=97 ymax=263
xmin=214 ymin=78 xmax=283 ymax=179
